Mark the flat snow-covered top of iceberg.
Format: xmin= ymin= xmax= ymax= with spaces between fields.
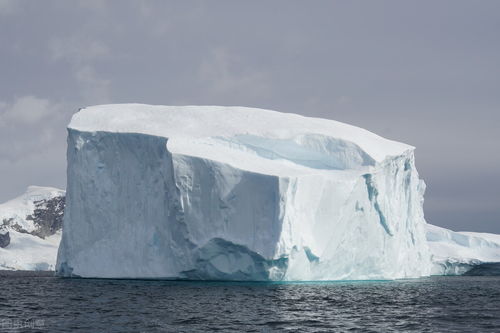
xmin=69 ymin=104 xmax=412 ymax=164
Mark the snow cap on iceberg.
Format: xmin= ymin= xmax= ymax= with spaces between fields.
xmin=69 ymin=104 xmax=413 ymax=168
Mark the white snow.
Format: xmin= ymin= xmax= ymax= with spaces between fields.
xmin=0 ymin=186 xmax=64 ymax=270
xmin=69 ymin=104 xmax=412 ymax=164
xmin=426 ymin=224 xmax=500 ymax=275
xmin=0 ymin=231 xmax=61 ymax=271
xmin=0 ymin=186 xmax=64 ymax=234
xmin=57 ymin=104 xmax=432 ymax=280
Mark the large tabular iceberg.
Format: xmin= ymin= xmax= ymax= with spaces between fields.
xmin=56 ymin=104 xmax=433 ymax=280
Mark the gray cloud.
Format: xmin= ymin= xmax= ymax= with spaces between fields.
xmin=0 ymin=0 xmax=17 ymax=15
xmin=0 ymin=0 xmax=499 ymax=232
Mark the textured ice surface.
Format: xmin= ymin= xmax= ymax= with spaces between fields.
xmin=57 ymin=104 xmax=433 ymax=280
xmin=427 ymin=224 xmax=500 ymax=275
xmin=0 ymin=186 xmax=64 ymax=270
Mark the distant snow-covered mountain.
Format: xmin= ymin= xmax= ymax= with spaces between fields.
xmin=0 ymin=186 xmax=64 ymax=270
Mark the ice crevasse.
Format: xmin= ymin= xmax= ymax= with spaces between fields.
xmin=56 ymin=104 xmax=433 ymax=280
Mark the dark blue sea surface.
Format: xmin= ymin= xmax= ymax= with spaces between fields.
xmin=0 ymin=273 xmax=499 ymax=332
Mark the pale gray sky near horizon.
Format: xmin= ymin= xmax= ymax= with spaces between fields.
xmin=0 ymin=0 xmax=499 ymax=233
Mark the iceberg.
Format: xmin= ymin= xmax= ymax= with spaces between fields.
xmin=426 ymin=224 xmax=500 ymax=275
xmin=0 ymin=186 xmax=64 ymax=270
xmin=56 ymin=104 xmax=434 ymax=280
xmin=1 ymin=183 xmax=495 ymax=276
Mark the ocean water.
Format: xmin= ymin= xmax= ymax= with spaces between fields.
xmin=0 ymin=274 xmax=499 ymax=332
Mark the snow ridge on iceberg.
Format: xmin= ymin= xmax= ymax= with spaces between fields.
xmin=56 ymin=104 xmax=432 ymax=280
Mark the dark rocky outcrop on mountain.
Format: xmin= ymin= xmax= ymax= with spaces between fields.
xmin=1 ymin=189 xmax=65 ymax=240
xmin=26 ymin=196 xmax=65 ymax=239
xmin=0 ymin=231 xmax=10 ymax=248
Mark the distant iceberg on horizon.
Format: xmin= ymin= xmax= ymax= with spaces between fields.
xmin=427 ymin=224 xmax=500 ymax=275
xmin=2 ymin=104 xmax=498 ymax=279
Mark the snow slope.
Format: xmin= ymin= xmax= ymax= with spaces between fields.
xmin=57 ymin=104 xmax=432 ymax=280
xmin=427 ymin=224 xmax=500 ymax=275
xmin=0 ymin=186 xmax=64 ymax=270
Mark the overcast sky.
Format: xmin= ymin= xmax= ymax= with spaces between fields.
xmin=1 ymin=0 xmax=499 ymax=233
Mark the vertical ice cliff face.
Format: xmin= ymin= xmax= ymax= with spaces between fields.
xmin=0 ymin=186 xmax=64 ymax=270
xmin=58 ymin=131 xmax=191 ymax=277
xmin=272 ymin=150 xmax=429 ymax=280
xmin=57 ymin=104 xmax=432 ymax=280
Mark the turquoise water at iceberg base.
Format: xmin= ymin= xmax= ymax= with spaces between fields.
xmin=0 ymin=272 xmax=499 ymax=332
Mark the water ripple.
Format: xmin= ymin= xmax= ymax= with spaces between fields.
xmin=0 ymin=275 xmax=499 ymax=332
